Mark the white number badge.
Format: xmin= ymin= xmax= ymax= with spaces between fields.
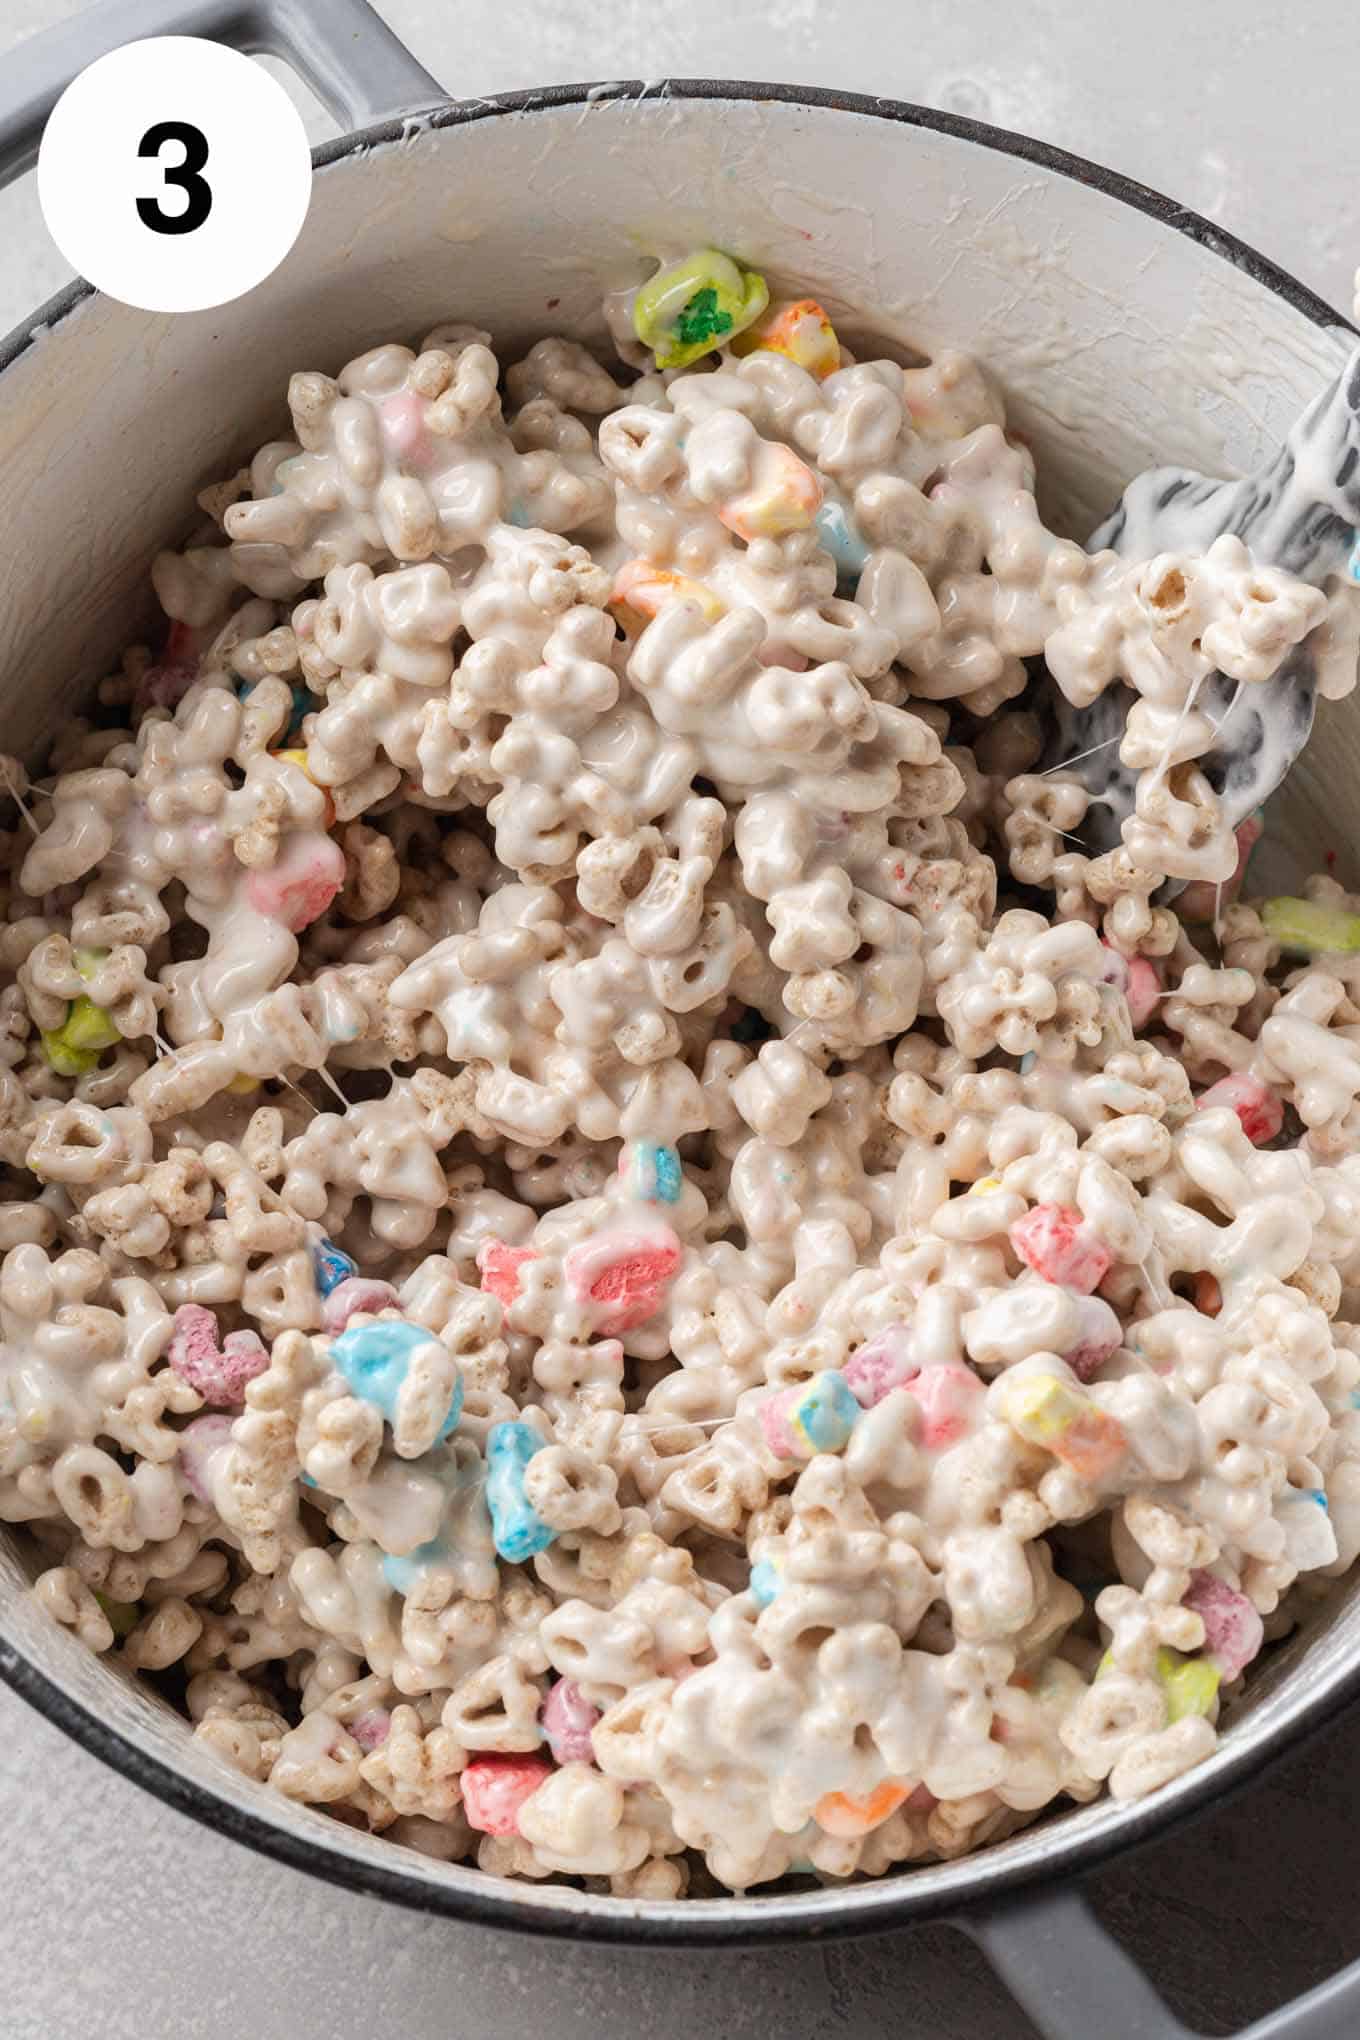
xmin=38 ymin=36 xmax=312 ymax=314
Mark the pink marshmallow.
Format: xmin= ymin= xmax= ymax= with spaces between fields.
xmin=245 ymin=832 xmax=345 ymax=933
xmin=540 ymin=1678 xmax=600 ymax=1765
xmin=1010 ymin=1204 xmax=1111 ymax=1294
xmin=1062 ymin=1292 xmax=1123 ymax=1382
xmin=178 ymin=1413 xmax=235 ymax=1502
xmin=350 ymin=1708 xmax=392 ymax=1752
xmin=902 ymin=1361 xmax=986 ymax=1450
xmin=164 ymin=620 xmax=210 ymax=664
xmin=379 ymin=391 xmax=436 ymax=469
xmin=136 ymin=621 xmax=206 ymax=710
xmin=844 ymin=1324 xmax=916 ymax=1407
xmin=322 ymin=1277 xmax=400 ymax=1334
xmin=1183 ymin=1569 xmax=1264 ymax=1680
xmin=168 ymin=1304 xmax=268 ymax=1407
xmin=477 ymin=1239 xmax=538 ymax=1308
xmin=1100 ymin=944 xmax=1160 ymax=1029
xmin=563 ymin=1225 xmax=682 ymax=1334
xmin=169 ymin=1305 xmax=219 ymax=1387
xmin=1126 ymin=956 xmax=1161 ymax=1029
xmin=758 ymin=1389 xmax=799 ymax=1461
xmin=136 ymin=660 xmax=199 ymax=711
xmin=1196 ymin=1071 xmax=1283 ymax=1146
xmin=460 ymin=1753 xmax=554 ymax=1836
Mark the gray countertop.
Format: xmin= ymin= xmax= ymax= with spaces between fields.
xmin=2 ymin=4 xmax=1358 ymax=2035
xmin=2 ymin=1677 xmax=1357 ymax=2040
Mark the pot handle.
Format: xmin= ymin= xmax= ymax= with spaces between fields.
xmin=960 ymin=1885 xmax=1360 ymax=2039
xmin=0 ymin=0 xmax=446 ymax=187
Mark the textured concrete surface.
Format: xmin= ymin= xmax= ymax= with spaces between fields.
xmin=2 ymin=1674 xmax=1359 ymax=2040
xmin=2 ymin=4 xmax=1359 ymax=2035
xmin=4 ymin=0 xmax=1360 ymax=337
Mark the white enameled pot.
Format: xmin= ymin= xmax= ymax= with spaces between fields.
xmin=0 ymin=6 xmax=1357 ymax=2033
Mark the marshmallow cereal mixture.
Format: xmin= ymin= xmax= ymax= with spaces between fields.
xmin=6 ymin=248 xmax=1360 ymax=1896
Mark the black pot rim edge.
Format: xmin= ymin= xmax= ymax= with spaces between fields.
xmin=1 ymin=73 xmax=1357 ymax=1947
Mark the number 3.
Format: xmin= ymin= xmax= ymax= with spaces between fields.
xmin=136 ymin=121 xmax=212 ymax=235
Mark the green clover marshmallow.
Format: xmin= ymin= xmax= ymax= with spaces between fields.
xmin=41 ymin=995 xmax=120 ymax=1077
xmin=633 ymin=249 xmax=770 ymax=371
xmin=1261 ymin=897 xmax=1360 ymax=956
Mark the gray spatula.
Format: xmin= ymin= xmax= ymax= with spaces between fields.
xmin=1042 ymin=350 xmax=1360 ymax=857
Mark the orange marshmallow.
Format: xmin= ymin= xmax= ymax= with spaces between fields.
xmin=732 ymin=297 xmax=841 ymax=379
xmin=717 ymin=443 xmax=823 ymax=542
xmin=609 ymin=559 xmax=725 ymax=633
xmin=815 ymin=1779 xmax=912 ymax=1837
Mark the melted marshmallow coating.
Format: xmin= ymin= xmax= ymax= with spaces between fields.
xmin=4 ymin=279 xmax=1360 ymax=1900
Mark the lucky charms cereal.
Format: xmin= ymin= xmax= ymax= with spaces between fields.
xmin=5 ymin=249 xmax=1360 ymax=1899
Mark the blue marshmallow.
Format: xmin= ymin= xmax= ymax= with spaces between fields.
xmin=749 ymin=1558 xmax=782 ymax=1607
xmin=382 ymin=1538 xmax=452 ymax=1592
xmin=625 ymin=1140 xmax=683 ymax=1204
xmin=788 ymin=1370 xmax=860 ymax=1454
xmin=486 ymin=1420 xmax=557 ymax=1563
xmin=814 ymin=500 xmax=870 ymax=589
xmin=287 ymin=681 xmax=317 ymax=738
xmin=311 ymin=1237 xmax=357 ymax=1297
xmin=331 ymin=1320 xmax=462 ymax=1441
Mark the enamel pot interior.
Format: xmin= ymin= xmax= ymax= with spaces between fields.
xmin=0 ymin=84 xmax=1357 ymax=1943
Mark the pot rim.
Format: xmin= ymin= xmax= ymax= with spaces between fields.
xmin=3 ymin=74 xmax=1354 ymax=369
xmin=1 ymin=74 xmax=1357 ymax=1945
